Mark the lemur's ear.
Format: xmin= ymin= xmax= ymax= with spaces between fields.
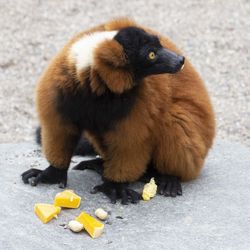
xmin=94 ymin=39 xmax=128 ymax=67
xmin=91 ymin=40 xmax=134 ymax=94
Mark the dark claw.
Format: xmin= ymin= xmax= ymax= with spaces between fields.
xmin=58 ymin=178 xmax=67 ymax=189
xmin=21 ymin=166 xmax=68 ymax=187
xmin=22 ymin=169 xmax=42 ymax=184
xmin=30 ymin=173 xmax=43 ymax=186
xmin=91 ymin=179 xmax=140 ymax=205
xmin=170 ymin=181 xmax=178 ymax=197
xmin=121 ymin=189 xmax=128 ymax=205
xmin=110 ymin=189 xmax=117 ymax=204
xmin=177 ymin=181 xmax=182 ymax=195
xmin=73 ymin=158 xmax=104 ymax=175
xmin=157 ymin=182 xmax=165 ymax=195
xmin=127 ymin=189 xmax=141 ymax=204
xmin=90 ymin=186 xmax=99 ymax=194
xmin=155 ymin=175 xmax=182 ymax=198
xmin=164 ymin=182 xmax=172 ymax=197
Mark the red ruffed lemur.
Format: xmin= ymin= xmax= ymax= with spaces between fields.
xmin=22 ymin=18 xmax=215 ymax=204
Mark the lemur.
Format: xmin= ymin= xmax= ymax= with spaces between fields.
xmin=21 ymin=18 xmax=215 ymax=204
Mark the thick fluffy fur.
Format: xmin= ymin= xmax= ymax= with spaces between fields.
xmin=36 ymin=18 xmax=215 ymax=182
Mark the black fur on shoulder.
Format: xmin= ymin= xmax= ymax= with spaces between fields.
xmin=56 ymin=77 xmax=139 ymax=135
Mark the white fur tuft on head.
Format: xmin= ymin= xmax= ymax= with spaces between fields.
xmin=70 ymin=31 xmax=118 ymax=73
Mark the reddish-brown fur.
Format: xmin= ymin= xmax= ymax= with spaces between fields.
xmin=36 ymin=18 xmax=215 ymax=183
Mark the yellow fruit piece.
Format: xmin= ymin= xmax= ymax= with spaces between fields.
xmin=142 ymin=193 xmax=151 ymax=201
xmin=34 ymin=203 xmax=61 ymax=224
xmin=54 ymin=190 xmax=81 ymax=208
xmin=142 ymin=178 xmax=157 ymax=201
xmin=76 ymin=212 xmax=104 ymax=238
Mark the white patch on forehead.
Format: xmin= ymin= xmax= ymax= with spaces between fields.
xmin=70 ymin=31 xmax=118 ymax=72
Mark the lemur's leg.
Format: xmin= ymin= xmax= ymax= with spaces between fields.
xmin=36 ymin=127 xmax=97 ymax=156
xmin=91 ymin=134 xmax=152 ymax=205
xmin=152 ymin=105 xmax=210 ymax=197
xmin=22 ymin=122 xmax=80 ymax=188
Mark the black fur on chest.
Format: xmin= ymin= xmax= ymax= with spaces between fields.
xmin=56 ymin=79 xmax=139 ymax=135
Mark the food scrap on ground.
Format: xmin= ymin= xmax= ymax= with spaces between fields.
xmin=34 ymin=203 xmax=61 ymax=224
xmin=76 ymin=212 xmax=104 ymax=238
xmin=54 ymin=190 xmax=81 ymax=208
xmin=142 ymin=177 xmax=158 ymax=201
xmin=34 ymin=183 xmax=157 ymax=238
xmin=68 ymin=220 xmax=84 ymax=232
xmin=95 ymin=208 xmax=108 ymax=220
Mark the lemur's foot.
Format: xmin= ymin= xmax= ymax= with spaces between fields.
xmin=73 ymin=158 xmax=103 ymax=175
xmin=91 ymin=179 xmax=141 ymax=205
xmin=21 ymin=165 xmax=68 ymax=188
xmin=156 ymin=175 xmax=182 ymax=197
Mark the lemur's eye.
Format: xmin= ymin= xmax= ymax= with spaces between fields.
xmin=148 ymin=51 xmax=156 ymax=60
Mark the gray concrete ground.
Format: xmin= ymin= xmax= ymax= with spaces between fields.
xmin=0 ymin=0 xmax=249 ymax=145
xmin=0 ymin=139 xmax=250 ymax=250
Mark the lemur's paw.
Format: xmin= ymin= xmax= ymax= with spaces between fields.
xmin=156 ymin=175 xmax=182 ymax=197
xmin=21 ymin=166 xmax=68 ymax=188
xmin=73 ymin=158 xmax=103 ymax=175
xmin=91 ymin=180 xmax=141 ymax=205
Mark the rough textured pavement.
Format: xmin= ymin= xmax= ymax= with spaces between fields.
xmin=0 ymin=139 xmax=250 ymax=250
xmin=0 ymin=0 xmax=249 ymax=145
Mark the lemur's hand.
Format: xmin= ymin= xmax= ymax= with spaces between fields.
xmin=73 ymin=158 xmax=103 ymax=175
xmin=21 ymin=165 xmax=68 ymax=188
xmin=91 ymin=178 xmax=141 ymax=205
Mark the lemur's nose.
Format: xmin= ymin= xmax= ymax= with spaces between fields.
xmin=179 ymin=56 xmax=185 ymax=65
xmin=178 ymin=56 xmax=185 ymax=70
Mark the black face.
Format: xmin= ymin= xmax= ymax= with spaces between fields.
xmin=114 ymin=27 xmax=185 ymax=80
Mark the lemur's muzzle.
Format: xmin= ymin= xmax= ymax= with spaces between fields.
xmin=157 ymin=48 xmax=185 ymax=74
